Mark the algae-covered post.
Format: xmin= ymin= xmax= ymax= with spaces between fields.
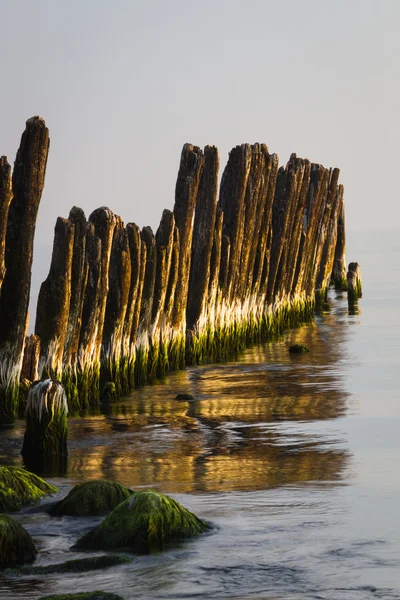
xmin=0 ymin=117 xmax=50 ymax=423
xmin=150 ymin=209 xmax=175 ymax=377
xmin=101 ymin=216 xmax=131 ymax=397
xmin=22 ymin=379 xmax=68 ymax=464
xmin=332 ymin=193 xmax=347 ymax=290
xmin=0 ymin=115 xmax=353 ymax=413
xmin=63 ymin=207 xmax=88 ymax=369
xmin=135 ymin=226 xmax=156 ymax=383
xmin=77 ymin=223 xmax=102 ymax=407
xmin=347 ymin=261 xmax=362 ymax=303
xmin=121 ymin=223 xmax=141 ymax=390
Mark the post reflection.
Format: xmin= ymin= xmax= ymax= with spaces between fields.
xmin=63 ymin=302 xmax=351 ymax=493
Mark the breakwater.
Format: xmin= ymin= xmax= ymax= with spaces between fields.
xmin=0 ymin=117 xmax=349 ymax=422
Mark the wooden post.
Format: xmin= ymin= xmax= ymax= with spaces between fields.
xmin=187 ymin=146 xmax=219 ymax=331
xmin=0 ymin=117 xmax=49 ymax=422
xmin=347 ymin=262 xmax=362 ymax=303
xmin=63 ymin=207 xmax=88 ymax=369
xmin=101 ymin=217 xmax=131 ymax=398
xmin=171 ymin=144 xmax=204 ymax=369
xmin=332 ymin=192 xmax=347 ymax=290
xmin=35 ymin=217 xmax=74 ymax=379
xmin=0 ymin=157 xmax=12 ymax=296
xmin=22 ymin=380 xmax=68 ymax=468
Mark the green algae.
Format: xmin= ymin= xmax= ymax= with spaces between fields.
xmin=0 ymin=513 xmax=37 ymax=567
xmin=38 ymin=593 xmax=125 ymax=600
xmin=74 ymin=490 xmax=210 ymax=553
xmin=49 ymin=480 xmax=133 ymax=517
xmin=5 ymin=553 xmax=132 ymax=576
xmin=0 ymin=466 xmax=57 ymax=512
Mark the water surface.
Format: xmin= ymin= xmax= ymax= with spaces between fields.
xmin=0 ymin=230 xmax=399 ymax=600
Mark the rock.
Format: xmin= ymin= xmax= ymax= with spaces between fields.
xmin=74 ymin=490 xmax=210 ymax=553
xmin=0 ymin=513 xmax=37 ymax=567
xmin=49 ymin=480 xmax=132 ymax=517
xmin=6 ymin=553 xmax=132 ymax=575
xmin=175 ymin=393 xmax=194 ymax=400
xmin=289 ymin=344 xmax=310 ymax=354
xmin=0 ymin=465 xmax=57 ymax=512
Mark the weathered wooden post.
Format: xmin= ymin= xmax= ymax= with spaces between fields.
xmin=187 ymin=146 xmax=219 ymax=330
xmin=316 ymin=182 xmax=344 ymax=307
xmin=21 ymin=335 xmax=41 ymax=383
xmin=101 ymin=217 xmax=131 ymax=398
xmin=0 ymin=157 xmax=12 ymax=296
xmin=252 ymin=153 xmax=279 ymax=305
xmin=332 ymin=194 xmax=347 ymax=290
xmin=171 ymin=144 xmax=204 ymax=369
xmin=128 ymin=238 xmax=147 ymax=387
xmin=78 ymin=223 xmax=102 ymax=407
xmin=135 ymin=226 xmax=156 ymax=384
xmin=313 ymin=168 xmax=340 ymax=307
xmin=0 ymin=117 xmax=50 ymax=422
xmin=150 ymin=210 xmax=175 ymax=377
xmin=347 ymin=262 xmax=362 ymax=303
xmin=121 ymin=223 xmax=142 ymax=391
xmin=63 ymin=207 xmax=88 ymax=369
xmin=22 ymin=379 xmax=68 ymax=468
xmin=35 ymin=217 xmax=75 ymax=380
xmin=218 ymin=144 xmax=252 ymax=304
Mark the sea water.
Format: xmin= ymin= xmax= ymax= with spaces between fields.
xmin=0 ymin=229 xmax=399 ymax=600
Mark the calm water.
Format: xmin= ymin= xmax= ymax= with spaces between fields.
xmin=0 ymin=230 xmax=399 ymax=600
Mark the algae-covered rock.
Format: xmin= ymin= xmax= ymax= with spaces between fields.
xmin=49 ymin=480 xmax=132 ymax=517
xmin=0 ymin=465 xmax=57 ymax=512
xmin=6 ymin=553 xmax=132 ymax=575
xmin=38 ymin=593 xmax=125 ymax=600
xmin=75 ymin=490 xmax=209 ymax=553
xmin=0 ymin=513 xmax=37 ymax=567
xmin=289 ymin=344 xmax=310 ymax=354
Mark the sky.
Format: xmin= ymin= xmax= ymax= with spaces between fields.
xmin=0 ymin=0 xmax=398 ymax=310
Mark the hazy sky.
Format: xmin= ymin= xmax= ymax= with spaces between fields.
xmin=1 ymin=0 xmax=398 ymax=305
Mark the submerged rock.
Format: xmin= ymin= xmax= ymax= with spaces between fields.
xmin=175 ymin=393 xmax=194 ymax=400
xmin=38 ymin=593 xmax=125 ymax=600
xmin=289 ymin=344 xmax=310 ymax=354
xmin=74 ymin=490 xmax=210 ymax=553
xmin=0 ymin=465 xmax=57 ymax=512
xmin=0 ymin=513 xmax=37 ymax=567
xmin=5 ymin=553 xmax=132 ymax=575
xmin=49 ymin=480 xmax=133 ymax=517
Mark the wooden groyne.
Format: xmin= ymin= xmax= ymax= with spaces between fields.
xmin=0 ymin=117 xmax=357 ymax=422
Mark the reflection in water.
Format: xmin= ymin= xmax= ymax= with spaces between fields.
xmin=0 ymin=293 xmax=351 ymax=493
